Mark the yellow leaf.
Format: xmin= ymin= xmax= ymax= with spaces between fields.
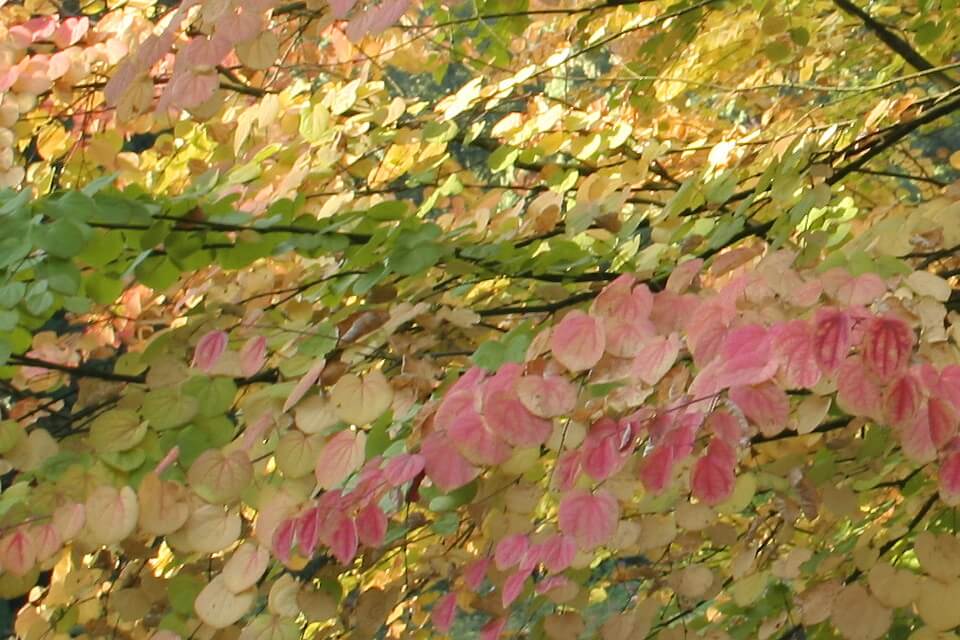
xmin=195 ymin=575 xmax=255 ymax=629
xmin=330 ymin=370 xmax=393 ymax=425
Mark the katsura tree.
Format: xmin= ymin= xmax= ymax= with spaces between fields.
xmin=1 ymin=0 xmax=960 ymax=638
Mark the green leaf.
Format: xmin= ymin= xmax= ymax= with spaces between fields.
xmin=167 ymin=575 xmax=204 ymax=616
xmin=487 ymin=145 xmax=519 ymax=173
xmin=143 ymin=386 xmax=199 ymax=431
xmin=39 ymin=217 xmax=92 ymax=258
xmin=0 ymin=283 xmax=25 ymax=308
xmin=85 ymin=272 xmax=124 ymax=304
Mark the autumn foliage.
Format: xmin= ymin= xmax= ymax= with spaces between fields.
xmin=1 ymin=0 xmax=960 ymax=638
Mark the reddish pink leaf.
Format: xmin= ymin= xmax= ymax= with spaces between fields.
xmin=940 ymin=451 xmax=960 ymax=506
xmin=296 ymin=508 xmax=323 ymax=557
xmin=592 ymin=276 xmax=655 ymax=357
xmin=0 ymin=528 xmax=36 ymax=576
xmin=813 ymin=308 xmax=851 ymax=375
xmin=639 ymin=446 xmax=675 ymax=494
xmin=884 ymin=373 xmax=923 ymax=429
xmin=272 ymin=517 xmax=296 ymax=562
xmin=582 ymin=431 xmax=622 ymax=482
xmin=282 ymin=358 xmax=325 ymax=412
xmin=552 ymin=450 xmax=582 ymax=492
xmin=706 ymin=410 xmax=744 ymax=445
xmin=495 ymin=533 xmax=529 ymax=570
xmin=939 ymin=365 xmax=960 ymax=413
xmin=431 ymin=593 xmax=457 ymax=633
xmin=824 ymin=269 xmax=886 ymax=306
xmin=345 ymin=0 xmax=409 ymax=41
xmin=652 ymin=291 xmax=700 ymax=334
xmin=481 ymin=617 xmax=508 ymax=640
xmin=862 ymin=315 xmax=914 ymax=382
xmin=729 ymin=383 xmax=790 ymax=437
xmin=464 ymin=557 xmax=490 ymax=592
xmin=502 ymin=568 xmax=532 ymax=608
xmin=541 ymin=534 xmax=576 ymax=573
xmin=691 ymin=440 xmax=736 ymax=505
xmin=686 ymin=311 xmax=728 ymax=367
xmin=52 ymin=16 xmax=88 ymax=48
xmin=383 ymin=454 xmax=425 ymax=487
xmin=434 ymin=389 xmax=477 ymax=432
xmin=330 ymin=0 xmax=357 ymax=18
xmin=632 ymin=333 xmax=681 ymax=386
xmin=928 ymin=398 xmax=958 ymax=448
xmin=662 ymin=414 xmax=699 ymax=459
xmin=328 ymin=515 xmax=358 ymax=565
xmin=558 ymin=489 xmax=619 ymax=550
xmin=536 ymin=575 xmax=571 ymax=595
xmin=315 ymin=430 xmax=366 ymax=490
xmin=447 ymin=405 xmax=511 ymax=465
xmin=902 ymin=409 xmax=937 ymax=463
xmin=550 ymin=310 xmax=605 ymax=372
xmin=179 ymin=35 xmax=231 ymax=68
xmin=421 ymin=433 xmax=479 ymax=492
xmin=836 ymin=357 xmax=882 ymax=420
xmin=33 ymin=523 xmax=61 ymax=563
xmin=712 ymin=324 xmax=779 ymax=389
xmin=192 ymin=330 xmax=228 ymax=372
xmin=239 ymin=335 xmax=267 ymax=377
xmin=357 ymin=503 xmax=387 ymax=548
xmin=482 ymin=389 xmax=552 ymax=448
xmin=771 ymin=320 xmax=821 ymax=389
xmin=666 ymin=258 xmax=703 ymax=293
xmin=516 ymin=375 xmax=577 ymax=418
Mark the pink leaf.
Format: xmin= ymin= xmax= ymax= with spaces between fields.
xmin=516 ymin=375 xmax=577 ymax=418
xmin=33 ymin=523 xmax=61 ymax=563
xmin=884 ymin=373 xmax=923 ymax=429
xmin=928 ymin=398 xmax=958 ymax=449
xmin=328 ymin=515 xmax=358 ymax=565
xmin=691 ymin=439 xmax=736 ymax=505
xmin=272 ymin=518 xmax=296 ymax=562
xmin=315 ymin=430 xmax=366 ymax=490
xmin=502 ymin=568 xmax=532 ymax=608
xmin=239 ymin=335 xmax=267 ymax=377
xmin=940 ymin=451 xmax=960 ymax=506
xmin=383 ymin=454 xmax=425 ymax=487
xmin=558 ymin=489 xmax=619 ymax=550
xmin=639 ymin=445 xmax=675 ymax=494
xmin=52 ymin=16 xmax=88 ymax=48
xmin=464 ymin=557 xmax=490 ymax=592
xmin=329 ymin=0 xmax=357 ymax=19
xmin=431 ymin=593 xmax=457 ymax=633
xmin=541 ymin=534 xmax=576 ymax=573
xmin=169 ymin=69 xmax=218 ymax=109
xmin=582 ymin=422 xmax=624 ymax=482
xmin=666 ymin=258 xmax=703 ymax=293
xmin=296 ymin=508 xmax=324 ymax=557
xmin=447 ymin=407 xmax=511 ymax=465
xmin=495 ymin=533 xmax=529 ymax=570
xmin=0 ymin=528 xmax=36 ymax=576
xmin=771 ymin=320 xmax=821 ymax=389
xmin=282 ymin=358 xmax=325 ymax=412
xmin=706 ymin=410 xmax=744 ymax=445
xmin=712 ymin=324 xmax=779 ymax=389
xmin=421 ymin=433 xmax=479 ymax=492
xmin=550 ymin=310 xmax=605 ymax=372
xmin=481 ymin=617 xmax=508 ymax=640
xmin=357 ymin=503 xmax=387 ymax=547
xmin=729 ymin=383 xmax=790 ymax=437
xmin=902 ymin=408 xmax=937 ymax=463
xmin=192 ymin=330 xmax=228 ymax=372
xmin=939 ymin=365 xmax=960 ymax=413
xmin=592 ymin=275 xmax=652 ymax=319
xmin=536 ymin=575 xmax=571 ymax=595
xmin=862 ymin=315 xmax=914 ymax=382
xmin=836 ymin=357 xmax=882 ymax=420
xmin=632 ymin=333 xmax=681 ymax=385
xmin=552 ymin=450 xmax=582 ymax=492
xmin=825 ymin=269 xmax=886 ymax=306
xmin=434 ymin=389 xmax=477 ymax=432
xmin=813 ymin=308 xmax=851 ymax=375
xmin=482 ymin=389 xmax=552 ymax=448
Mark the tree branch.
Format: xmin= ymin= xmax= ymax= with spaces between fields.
xmin=832 ymin=0 xmax=958 ymax=88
